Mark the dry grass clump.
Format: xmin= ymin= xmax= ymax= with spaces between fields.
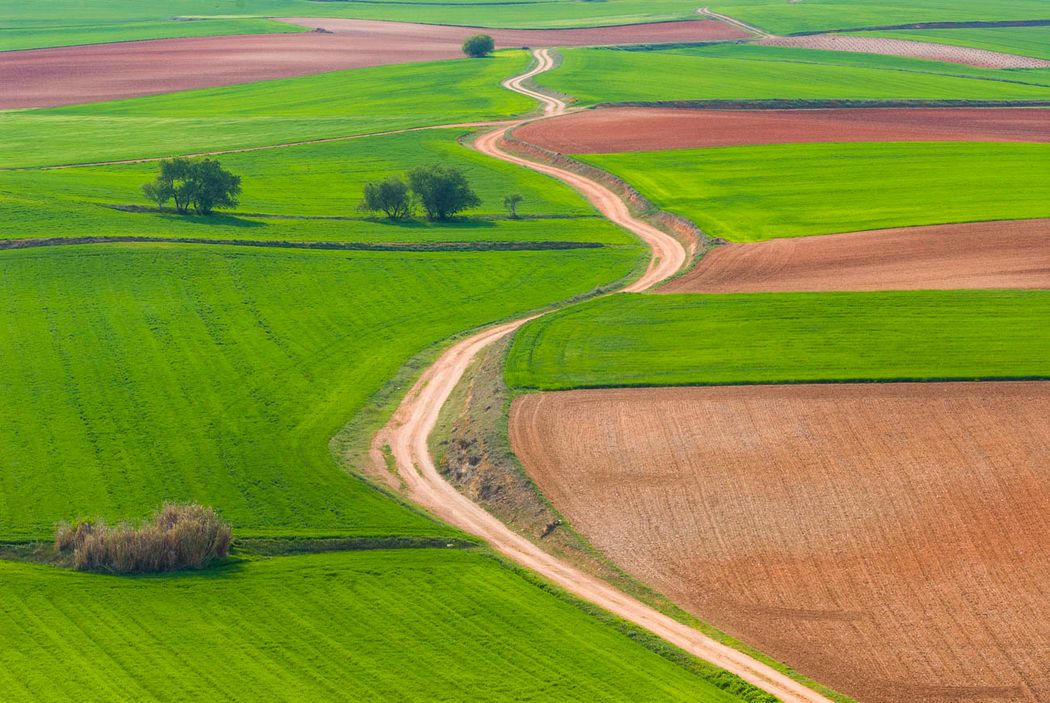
xmin=55 ymin=503 xmax=232 ymax=573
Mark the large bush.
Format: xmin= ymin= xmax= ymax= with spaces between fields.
xmin=142 ymin=157 xmax=241 ymax=215
xmin=462 ymin=34 xmax=495 ymax=58
xmin=407 ymin=165 xmax=481 ymax=221
xmin=55 ymin=503 xmax=232 ymax=573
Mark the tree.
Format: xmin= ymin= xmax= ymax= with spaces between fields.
xmin=408 ymin=165 xmax=481 ymax=221
xmin=142 ymin=157 xmax=241 ymax=215
xmin=359 ymin=176 xmax=412 ymax=219
xmin=503 ymin=193 xmax=524 ymax=219
xmin=462 ymin=34 xmax=495 ymax=58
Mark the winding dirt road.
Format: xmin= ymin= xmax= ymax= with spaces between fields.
xmin=370 ymin=51 xmax=832 ymax=703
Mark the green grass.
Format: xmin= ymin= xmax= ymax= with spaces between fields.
xmin=858 ymin=26 xmax=1050 ymax=60
xmin=578 ymin=142 xmax=1050 ymax=241
xmin=537 ymin=44 xmax=1050 ymax=105
xmin=706 ymin=0 xmax=1050 ymax=35
xmin=1 ymin=128 xmax=635 ymax=245
xmin=505 ymin=291 xmax=1050 ymax=390
xmin=0 ymin=549 xmax=750 ymax=702
xmin=0 ymin=54 xmax=533 ymax=169
xmin=0 ymin=0 xmax=709 ymax=50
xmin=0 ymin=243 xmax=639 ymax=540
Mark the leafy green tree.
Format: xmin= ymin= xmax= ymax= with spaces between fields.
xmin=503 ymin=193 xmax=524 ymax=219
xmin=462 ymin=34 xmax=495 ymax=58
xmin=408 ymin=165 xmax=481 ymax=221
xmin=360 ymin=176 xmax=413 ymax=219
xmin=142 ymin=158 xmax=240 ymax=215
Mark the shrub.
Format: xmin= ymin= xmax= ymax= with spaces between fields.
xmin=55 ymin=503 xmax=232 ymax=573
xmin=407 ymin=165 xmax=481 ymax=221
xmin=359 ymin=175 xmax=413 ymax=219
xmin=462 ymin=34 xmax=495 ymax=58
xmin=142 ymin=158 xmax=241 ymax=215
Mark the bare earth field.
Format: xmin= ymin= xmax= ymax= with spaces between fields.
xmin=513 ymin=107 xmax=1050 ymax=153
xmin=0 ymin=19 xmax=746 ymax=109
xmin=510 ymin=383 xmax=1050 ymax=703
xmin=661 ymin=219 xmax=1050 ymax=293
xmin=762 ymin=34 xmax=1050 ymax=69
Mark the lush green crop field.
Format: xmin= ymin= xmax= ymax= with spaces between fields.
xmin=0 ymin=0 xmax=707 ymax=51
xmin=1 ymin=128 xmax=634 ymax=245
xmin=0 ymin=54 xmax=532 ymax=169
xmin=537 ymin=44 xmax=1050 ymax=105
xmin=0 ymin=549 xmax=748 ymax=702
xmin=579 ymin=142 xmax=1050 ymax=241
xmin=505 ymin=291 xmax=1050 ymax=390
xmin=0 ymin=243 xmax=639 ymax=540
xmin=706 ymin=0 xmax=1050 ymax=35
xmin=858 ymin=27 xmax=1050 ymax=60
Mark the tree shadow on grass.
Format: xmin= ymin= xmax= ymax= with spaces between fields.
xmin=155 ymin=212 xmax=266 ymax=229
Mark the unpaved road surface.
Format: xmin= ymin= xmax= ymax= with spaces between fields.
xmin=0 ymin=18 xmax=745 ymax=109
xmin=662 ymin=219 xmax=1050 ymax=292
xmin=370 ymin=52 xmax=831 ymax=703
xmin=510 ymin=383 xmax=1050 ymax=703
xmin=515 ymin=106 xmax=1050 ymax=153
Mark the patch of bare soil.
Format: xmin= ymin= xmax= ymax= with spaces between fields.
xmin=662 ymin=219 xmax=1050 ymax=292
xmin=0 ymin=18 xmax=746 ymax=109
xmin=510 ymin=383 xmax=1050 ymax=703
xmin=513 ymin=107 xmax=1050 ymax=153
xmin=763 ymin=33 xmax=1050 ymax=68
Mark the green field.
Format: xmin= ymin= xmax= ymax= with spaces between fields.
xmin=706 ymin=0 xmax=1050 ymax=35
xmin=0 ymin=54 xmax=533 ymax=169
xmin=857 ymin=26 xmax=1050 ymax=60
xmin=505 ymin=291 xmax=1050 ymax=390
xmin=0 ymin=243 xmax=639 ymax=540
xmin=0 ymin=0 xmax=706 ymax=51
xmin=1 ymin=128 xmax=635 ymax=245
xmin=578 ymin=142 xmax=1050 ymax=241
xmin=0 ymin=549 xmax=750 ymax=702
xmin=536 ymin=44 xmax=1050 ymax=106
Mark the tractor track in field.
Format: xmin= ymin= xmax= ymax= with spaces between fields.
xmin=369 ymin=48 xmax=833 ymax=703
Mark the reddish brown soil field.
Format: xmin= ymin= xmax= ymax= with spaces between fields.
xmin=763 ymin=34 xmax=1050 ymax=68
xmin=0 ymin=19 xmax=746 ymax=109
xmin=511 ymin=383 xmax=1050 ymax=703
xmin=513 ymin=107 xmax=1050 ymax=153
xmin=661 ymin=219 xmax=1050 ymax=293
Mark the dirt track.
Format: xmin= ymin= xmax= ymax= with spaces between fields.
xmin=369 ymin=52 xmax=831 ymax=703
xmin=0 ymin=18 xmax=745 ymax=109
xmin=763 ymin=33 xmax=1050 ymax=68
xmin=510 ymin=383 xmax=1050 ymax=703
xmin=514 ymin=106 xmax=1050 ymax=153
xmin=662 ymin=219 xmax=1050 ymax=292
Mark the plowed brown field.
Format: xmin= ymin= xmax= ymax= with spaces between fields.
xmin=763 ymin=34 xmax=1050 ymax=68
xmin=513 ymin=107 xmax=1050 ymax=153
xmin=510 ymin=383 xmax=1050 ymax=703
xmin=0 ymin=18 xmax=746 ymax=109
xmin=661 ymin=219 xmax=1050 ymax=292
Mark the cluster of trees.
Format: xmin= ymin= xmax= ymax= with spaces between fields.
xmin=142 ymin=157 xmax=241 ymax=215
xmin=361 ymin=165 xmax=485 ymax=221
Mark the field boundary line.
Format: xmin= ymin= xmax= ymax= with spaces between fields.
xmin=369 ymin=48 xmax=835 ymax=703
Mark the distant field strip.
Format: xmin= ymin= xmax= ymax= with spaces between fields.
xmin=703 ymin=0 xmax=1050 ymax=35
xmin=0 ymin=550 xmax=746 ymax=702
xmin=0 ymin=55 xmax=533 ymax=169
xmin=578 ymin=141 xmax=1050 ymax=241
xmin=0 ymin=243 xmax=639 ymax=539
xmin=856 ymin=26 xmax=1050 ymax=60
xmin=761 ymin=33 xmax=1050 ymax=68
xmin=509 ymin=382 xmax=1050 ymax=703
xmin=535 ymin=44 xmax=1050 ymax=106
xmin=661 ymin=220 xmax=1050 ymax=293
xmin=514 ymin=107 xmax=1050 ymax=153
xmin=504 ymin=291 xmax=1050 ymax=390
